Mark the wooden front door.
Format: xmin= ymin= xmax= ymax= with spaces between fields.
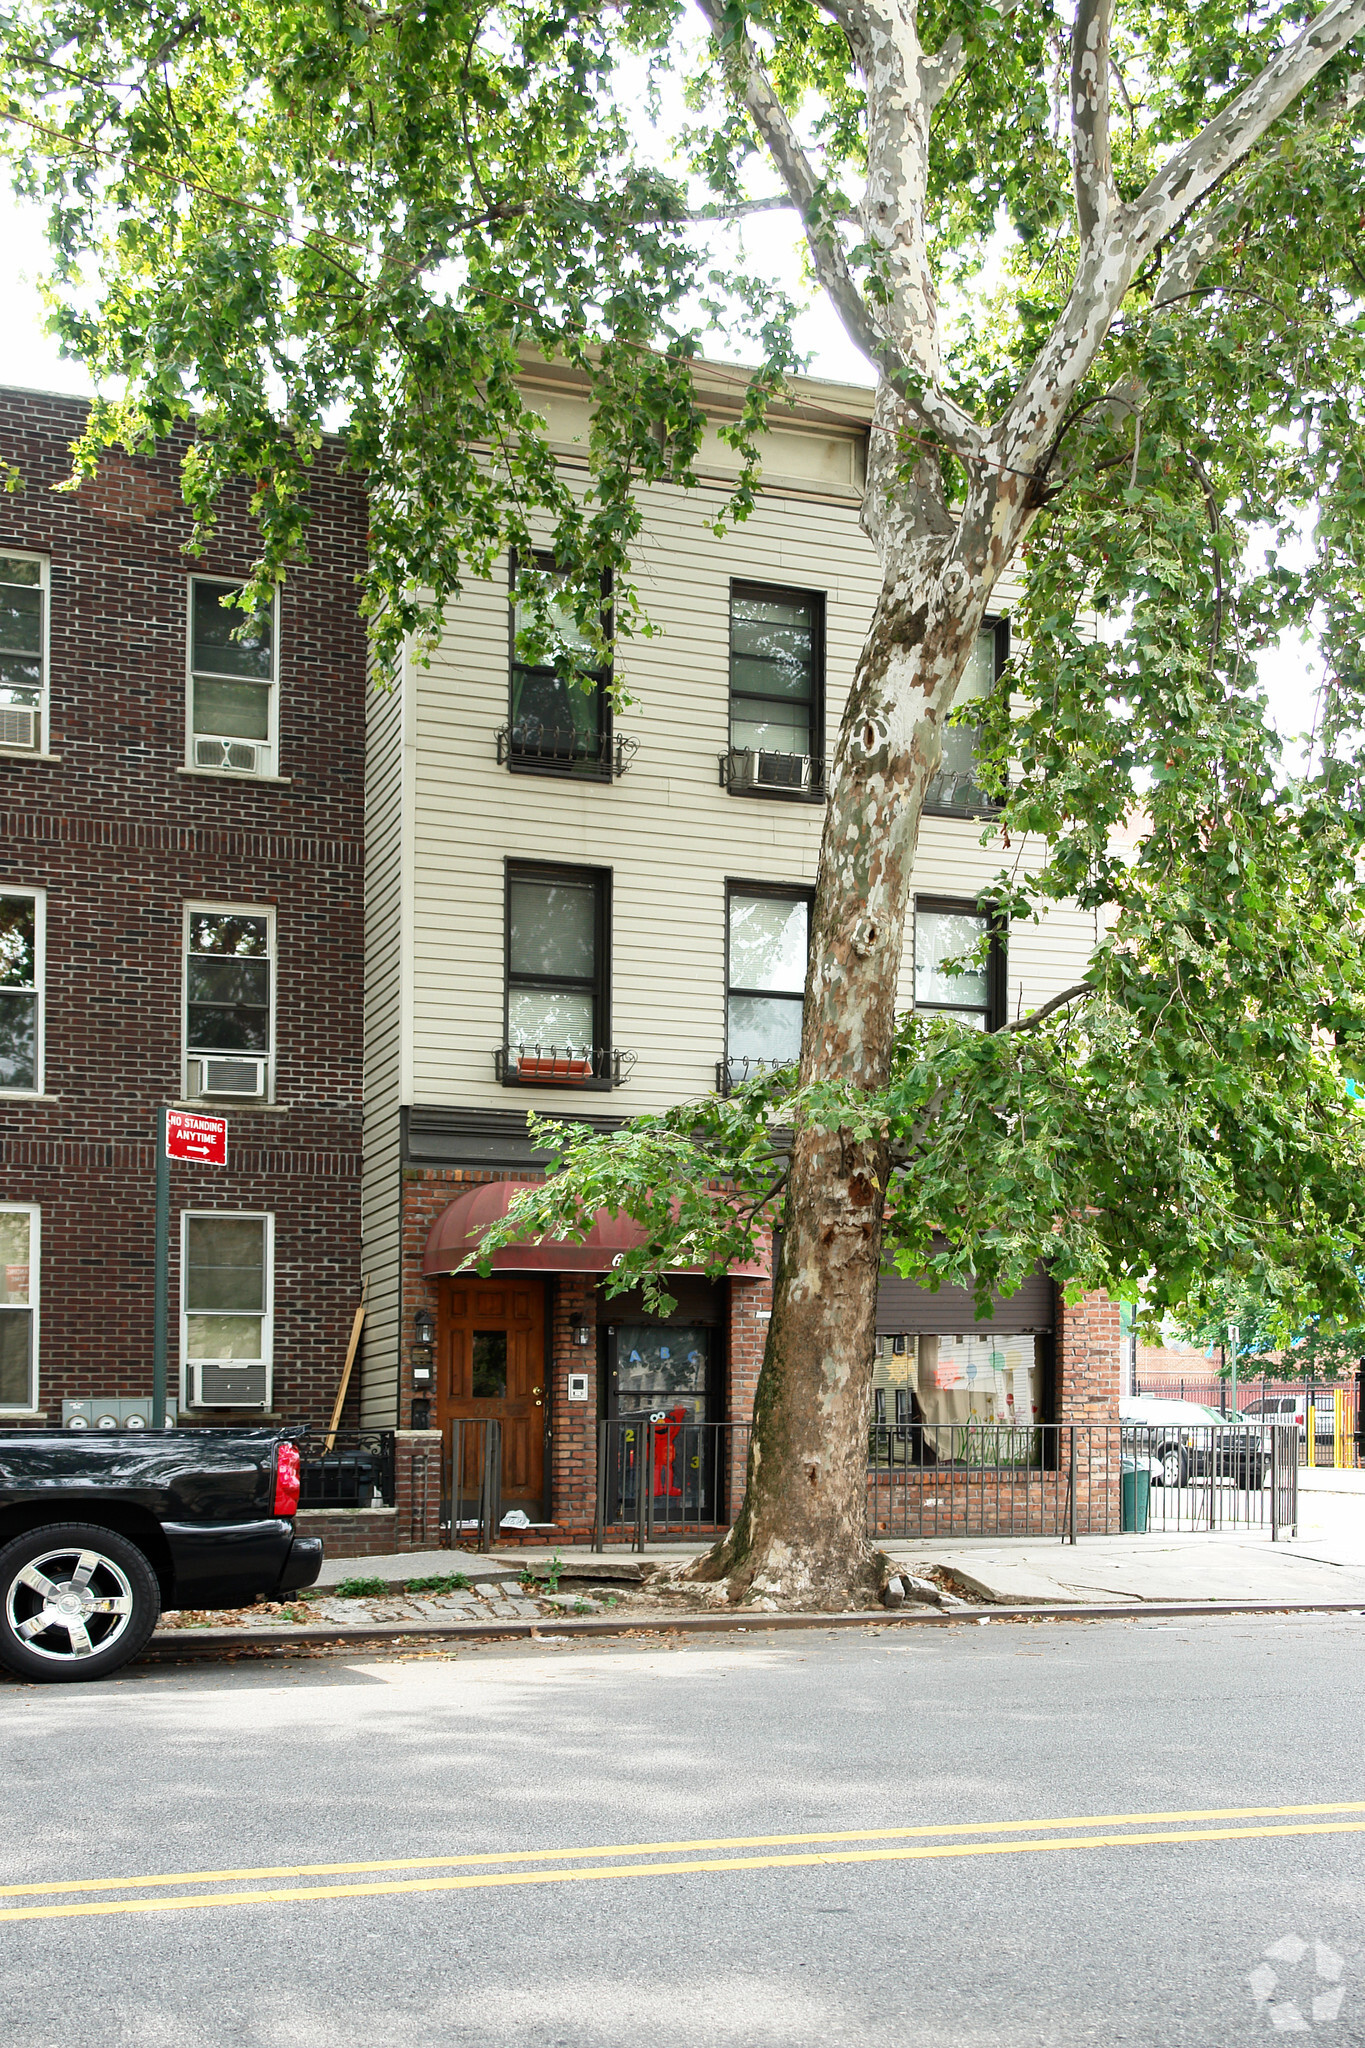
xmin=438 ymin=1278 xmax=546 ymax=1513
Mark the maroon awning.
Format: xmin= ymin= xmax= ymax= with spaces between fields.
xmin=422 ymin=1179 xmax=769 ymax=1278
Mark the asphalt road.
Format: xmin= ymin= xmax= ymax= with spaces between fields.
xmin=2 ymin=1614 xmax=1362 ymax=2047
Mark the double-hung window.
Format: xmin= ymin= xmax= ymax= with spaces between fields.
xmin=914 ymin=897 xmax=1006 ymax=1030
xmin=182 ymin=1213 xmax=273 ymax=1409
xmin=924 ymin=619 xmax=1007 ymax=815
xmin=726 ymin=585 xmax=824 ymax=798
xmin=506 ymin=555 xmax=614 ymax=778
xmin=184 ymin=907 xmax=274 ymax=1101
xmin=501 ymin=863 xmax=618 ymax=1085
xmin=724 ymin=885 xmax=811 ymax=1087
xmin=0 ymin=1205 xmax=39 ymax=1412
xmin=0 ymin=890 xmax=42 ymax=1093
xmin=189 ymin=578 xmax=277 ymax=776
xmin=0 ymin=553 xmax=47 ymax=754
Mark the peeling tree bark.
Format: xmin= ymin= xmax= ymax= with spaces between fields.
xmin=691 ymin=0 xmax=1365 ymax=1606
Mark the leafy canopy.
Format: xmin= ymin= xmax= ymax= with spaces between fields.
xmin=4 ymin=0 xmax=1365 ymax=1328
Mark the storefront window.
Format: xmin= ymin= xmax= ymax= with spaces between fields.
xmin=613 ymin=1325 xmax=710 ymax=1424
xmin=872 ymin=1332 xmax=1043 ymax=1466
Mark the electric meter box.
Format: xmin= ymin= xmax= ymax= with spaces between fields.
xmin=62 ymin=1397 xmax=179 ymax=1431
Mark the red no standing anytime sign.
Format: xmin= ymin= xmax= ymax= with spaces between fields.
xmin=165 ymin=1110 xmax=228 ymax=1165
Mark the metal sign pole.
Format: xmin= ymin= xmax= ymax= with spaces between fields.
xmin=152 ymin=1105 xmax=170 ymax=1431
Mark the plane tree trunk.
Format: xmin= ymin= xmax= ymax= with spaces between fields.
xmin=698 ymin=416 xmax=1034 ymax=1607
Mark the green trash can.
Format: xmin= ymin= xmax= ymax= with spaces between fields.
xmin=1121 ymin=1461 xmax=1150 ymax=1533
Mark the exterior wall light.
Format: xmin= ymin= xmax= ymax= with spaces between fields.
xmin=572 ymin=1321 xmax=592 ymax=1347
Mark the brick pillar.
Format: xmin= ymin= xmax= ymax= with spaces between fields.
xmin=1055 ymin=1289 xmax=1121 ymax=1422
xmin=549 ymin=1275 xmax=597 ymax=1538
xmin=726 ymin=1245 xmax=773 ymax=1530
xmin=392 ymin=1428 xmax=445 ymax=1552
xmin=1055 ymin=1288 xmax=1122 ymax=1531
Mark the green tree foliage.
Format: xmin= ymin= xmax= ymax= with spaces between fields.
xmin=0 ymin=0 xmax=799 ymax=664
xmin=5 ymin=0 xmax=1365 ymax=1346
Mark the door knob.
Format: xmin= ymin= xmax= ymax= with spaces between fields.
xmin=532 ymin=1385 xmax=543 ymax=1395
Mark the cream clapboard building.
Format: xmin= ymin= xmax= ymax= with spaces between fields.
xmin=360 ymin=360 xmax=1104 ymax=1534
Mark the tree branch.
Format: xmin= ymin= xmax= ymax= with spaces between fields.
xmin=1071 ymin=0 xmax=1116 ymax=250
xmin=1151 ymin=70 xmax=1365 ymax=311
xmin=694 ymin=0 xmax=983 ymax=461
xmin=1127 ymin=0 xmax=1365 ymax=263
xmin=1004 ymin=983 xmax=1095 ymax=1032
xmin=1003 ymin=0 xmax=1365 ymax=475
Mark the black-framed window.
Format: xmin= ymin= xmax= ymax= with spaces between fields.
xmin=913 ymin=896 xmax=1006 ymax=1031
xmin=724 ymin=883 xmax=811 ymax=1086
xmin=505 ymin=862 xmax=609 ymax=1058
xmin=506 ymin=553 xmax=612 ymax=777
xmin=725 ymin=584 xmax=825 ymax=798
xmin=924 ymin=618 xmax=1008 ymax=816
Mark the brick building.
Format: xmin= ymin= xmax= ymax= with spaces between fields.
xmin=0 ymin=387 xmax=366 ymax=1431
xmin=358 ymin=359 xmax=1120 ymax=1545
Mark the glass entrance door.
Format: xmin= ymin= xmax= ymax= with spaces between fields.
xmin=608 ymin=1325 xmax=714 ymax=1522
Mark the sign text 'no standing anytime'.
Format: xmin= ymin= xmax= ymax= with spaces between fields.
xmin=165 ymin=1110 xmax=228 ymax=1165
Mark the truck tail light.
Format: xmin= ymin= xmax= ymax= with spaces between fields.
xmin=274 ymin=1441 xmax=301 ymax=1517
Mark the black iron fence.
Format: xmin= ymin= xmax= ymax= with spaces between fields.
xmin=443 ymin=1417 xmax=503 ymax=1551
xmin=297 ymin=1429 xmax=396 ymax=1509
xmin=867 ymin=1421 xmax=1299 ymax=1542
xmin=585 ymin=1417 xmax=1300 ymax=1550
xmin=594 ymin=1417 xmax=751 ymax=1550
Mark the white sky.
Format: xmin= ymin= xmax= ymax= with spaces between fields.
xmin=0 ymin=178 xmax=1323 ymax=755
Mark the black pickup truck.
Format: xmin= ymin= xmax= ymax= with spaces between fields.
xmin=0 ymin=1431 xmax=322 ymax=1682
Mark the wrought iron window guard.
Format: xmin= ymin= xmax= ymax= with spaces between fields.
xmin=497 ymin=724 xmax=638 ymax=779
xmin=494 ymin=1042 xmax=637 ymax=1089
xmin=715 ymin=1054 xmax=796 ymax=1094
xmin=719 ymin=747 xmax=827 ymax=801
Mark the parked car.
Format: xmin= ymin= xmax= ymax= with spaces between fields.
xmin=0 ymin=1430 xmax=321 ymax=1682
xmin=1242 ymin=1392 xmax=1309 ymax=1434
xmin=1119 ymin=1396 xmax=1271 ymax=1490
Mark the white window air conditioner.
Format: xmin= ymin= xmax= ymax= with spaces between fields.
xmin=195 ymin=736 xmax=267 ymax=774
xmin=194 ymin=1360 xmax=269 ymax=1409
xmin=729 ymin=748 xmax=812 ymax=792
xmin=187 ymin=1056 xmax=268 ymax=1099
xmin=0 ymin=705 xmax=39 ymax=750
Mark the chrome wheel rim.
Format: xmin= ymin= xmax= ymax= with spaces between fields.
xmin=6 ymin=1547 xmax=135 ymax=1662
xmin=1161 ymin=1450 xmax=1183 ymax=1488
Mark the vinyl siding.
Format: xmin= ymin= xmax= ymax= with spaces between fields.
xmin=405 ymin=468 xmax=1092 ymax=1116
xmin=360 ymin=656 xmax=408 ymax=1426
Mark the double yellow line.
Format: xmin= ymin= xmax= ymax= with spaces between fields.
xmin=2 ymin=1802 xmax=1362 ymax=1924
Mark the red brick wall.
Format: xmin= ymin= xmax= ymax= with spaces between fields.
xmin=1055 ymin=1288 xmax=1122 ymax=1423
xmin=549 ymin=1274 xmax=597 ymax=1537
xmin=0 ymin=388 xmax=366 ymax=1427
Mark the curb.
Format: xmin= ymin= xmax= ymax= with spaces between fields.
xmin=141 ymin=1598 xmax=1365 ymax=1661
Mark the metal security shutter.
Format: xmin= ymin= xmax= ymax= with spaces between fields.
xmin=875 ymin=1264 xmax=1054 ymax=1336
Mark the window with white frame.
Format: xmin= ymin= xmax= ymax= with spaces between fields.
xmin=182 ymin=1212 xmax=273 ymax=1409
xmin=184 ymin=906 xmax=274 ymax=1101
xmin=0 ymin=1205 xmax=39 ymax=1411
xmin=0 ymin=890 xmax=42 ymax=1093
xmin=0 ymin=553 xmax=47 ymax=754
xmin=189 ymin=578 xmax=277 ymax=776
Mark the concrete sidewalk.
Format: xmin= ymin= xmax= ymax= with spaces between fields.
xmin=305 ymin=1491 xmax=1365 ymax=1610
